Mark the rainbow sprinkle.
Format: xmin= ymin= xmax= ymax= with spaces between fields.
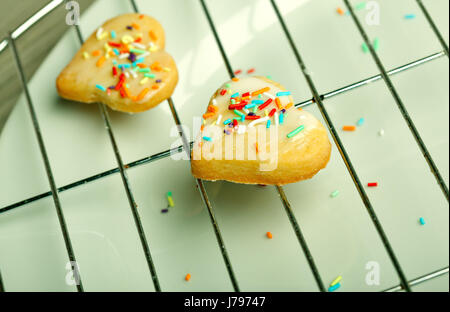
xmin=95 ymin=84 xmax=107 ymax=91
xmin=167 ymin=191 xmax=174 ymax=207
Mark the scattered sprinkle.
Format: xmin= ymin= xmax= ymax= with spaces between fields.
xmin=95 ymin=84 xmax=107 ymax=92
xmin=167 ymin=191 xmax=174 ymax=207
xmin=247 ymin=68 xmax=255 ymax=74
xmin=419 ymin=217 xmax=426 ymax=225
xmin=234 ymin=69 xmax=242 ymax=75
xmin=287 ymin=125 xmax=305 ymax=138
xmin=232 ymin=77 xmax=239 ymax=82
xmin=328 ymin=282 xmax=341 ymax=292
xmin=330 ymin=190 xmax=340 ymax=198
xmin=343 ymin=125 xmax=356 ymax=131
xmin=266 ymin=232 xmax=273 ymax=239
xmin=82 ymin=52 xmax=90 ymax=59
xmin=367 ymin=182 xmax=378 ymax=187
xmin=203 ymin=136 xmax=212 ymax=142
xmin=378 ymin=129 xmax=385 ymax=136
xmin=373 ymin=37 xmax=380 ymax=51
xmin=357 ymin=118 xmax=365 ymax=126
xmin=362 ymin=42 xmax=369 ymax=53
xmin=161 ymin=208 xmax=169 ymax=213
xmin=405 ymin=14 xmax=416 ymax=20
xmin=355 ymin=2 xmax=366 ymax=10
xmin=185 ymin=274 xmax=191 ymax=281
xmin=330 ymin=276 xmax=342 ymax=287
xmin=337 ymin=7 xmax=345 ymax=15
xmin=110 ymin=30 xmax=116 ymax=39
xmin=252 ymin=87 xmax=270 ymax=97
xmin=276 ymin=91 xmax=291 ymax=96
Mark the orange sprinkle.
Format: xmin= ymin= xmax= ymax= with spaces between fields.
xmin=137 ymin=88 xmax=149 ymax=101
xmin=252 ymin=87 xmax=270 ymax=97
xmin=139 ymin=14 xmax=144 ymax=19
xmin=285 ymin=102 xmax=293 ymax=110
xmin=337 ymin=7 xmax=345 ymax=15
xmin=108 ymin=50 xmax=115 ymax=56
xmin=203 ymin=112 xmax=215 ymax=119
xmin=132 ymin=22 xmax=140 ymax=30
xmin=343 ymin=125 xmax=356 ymax=131
xmin=131 ymin=96 xmax=138 ymax=101
xmin=200 ymin=125 xmax=205 ymax=131
xmin=151 ymin=85 xmax=159 ymax=90
xmin=255 ymin=143 xmax=259 ymax=154
xmin=298 ymin=107 xmax=303 ymax=111
xmin=185 ymin=273 xmax=191 ymax=281
xmin=91 ymin=50 xmax=101 ymax=56
xmin=207 ymin=105 xmax=219 ymax=113
xmin=266 ymin=232 xmax=273 ymax=239
xmin=134 ymin=37 xmax=142 ymax=43
xmin=96 ymin=56 xmax=106 ymax=67
xmin=232 ymin=77 xmax=239 ymax=82
xmin=149 ymin=30 xmax=157 ymax=41
xmin=137 ymin=63 xmax=147 ymax=68
xmin=275 ymin=98 xmax=282 ymax=109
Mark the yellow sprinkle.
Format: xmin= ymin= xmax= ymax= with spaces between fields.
xmin=168 ymin=196 xmax=174 ymax=207
xmin=82 ymin=52 xmax=90 ymax=59
xmin=140 ymin=77 xmax=149 ymax=85
xmin=163 ymin=67 xmax=171 ymax=72
xmin=330 ymin=276 xmax=342 ymax=287
xmin=105 ymin=53 xmax=110 ymax=59
xmin=121 ymin=35 xmax=134 ymax=44
xmin=149 ymin=45 xmax=159 ymax=52
xmin=265 ymin=109 xmax=269 ymax=117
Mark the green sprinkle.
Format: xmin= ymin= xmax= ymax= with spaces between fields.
xmin=138 ymin=68 xmax=150 ymax=73
xmin=362 ymin=42 xmax=369 ymax=53
xmin=167 ymin=191 xmax=172 ymax=197
xmin=330 ymin=190 xmax=340 ymax=198
xmin=355 ymin=2 xmax=366 ymax=10
xmin=144 ymin=73 xmax=156 ymax=78
xmin=234 ymin=110 xmax=245 ymax=117
xmin=231 ymin=99 xmax=236 ymax=104
xmin=129 ymin=48 xmax=147 ymax=54
xmin=225 ymin=83 xmax=231 ymax=88
xmin=266 ymin=75 xmax=272 ymax=79
xmin=287 ymin=125 xmax=305 ymax=138
xmin=373 ymin=37 xmax=380 ymax=51
xmin=252 ymin=106 xmax=257 ymax=113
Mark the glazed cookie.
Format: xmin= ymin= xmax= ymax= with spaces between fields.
xmin=191 ymin=76 xmax=331 ymax=185
xmin=56 ymin=13 xmax=178 ymax=113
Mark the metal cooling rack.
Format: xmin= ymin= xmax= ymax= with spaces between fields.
xmin=0 ymin=0 xmax=448 ymax=292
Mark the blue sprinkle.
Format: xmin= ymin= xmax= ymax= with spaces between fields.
xmin=203 ymin=136 xmax=212 ymax=142
xmin=113 ymin=48 xmax=120 ymax=56
xmin=419 ymin=217 xmax=426 ymax=225
xmin=135 ymin=57 xmax=145 ymax=64
xmin=328 ymin=282 xmax=341 ymax=292
xmin=231 ymin=92 xmax=239 ymax=98
xmin=95 ymin=84 xmax=106 ymax=92
xmin=245 ymin=103 xmax=256 ymax=109
xmin=357 ymin=118 xmax=365 ymax=126
xmin=241 ymin=115 xmax=245 ymax=122
xmin=118 ymin=64 xmax=131 ymax=69
xmin=223 ymin=119 xmax=232 ymax=125
xmin=111 ymin=30 xmax=116 ymax=39
xmin=112 ymin=60 xmax=118 ymax=65
xmin=266 ymin=120 xmax=271 ymax=128
xmin=251 ymin=100 xmax=264 ymax=105
xmin=279 ymin=112 xmax=284 ymax=124
xmin=276 ymin=91 xmax=291 ymax=96
xmin=405 ymin=14 xmax=416 ymax=20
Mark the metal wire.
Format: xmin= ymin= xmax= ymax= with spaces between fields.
xmin=343 ymin=0 xmax=449 ymax=202
xmin=270 ymin=0 xmax=411 ymax=292
xmin=199 ymin=0 xmax=326 ymax=292
xmin=384 ymin=266 xmax=449 ymax=292
xmin=67 ymin=10 xmax=161 ymax=291
xmin=0 ymin=270 xmax=4 ymax=292
xmin=8 ymin=32 xmax=84 ymax=292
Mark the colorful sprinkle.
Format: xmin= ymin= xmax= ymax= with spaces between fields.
xmin=287 ymin=125 xmax=305 ymax=138
xmin=247 ymin=68 xmax=255 ymax=74
xmin=330 ymin=276 xmax=342 ymax=287
xmin=185 ymin=274 xmax=191 ymax=281
xmin=161 ymin=208 xmax=169 ymax=213
xmin=95 ymin=84 xmax=107 ymax=92
xmin=266 ymin=232 xmax=273 ymax=239
xmin=328 ymin=282 xmax=341 ymax=292
xmin=234 ymin=69 xmax=242 ymax=75
xmin=223 ymin=119 xmax=232 ymax=125
xmin=140 ymin=77 xmax=149 ymax=85
xmin=357 ymin=118 xmax=365 ymax=126
xmin=252 ymin=87 xmax=270 ymax=97
xmin=137 ymin=88 xmax=149 ymax=101
xmin=405 ymin=14 xmax=416 ymax=20
xmin=367 ymin=182 xmax=378 ymax=187
xmin=362 ymin=42 xmax=369 ymax=53
xmin=266 ymin=120 xmax=271 ymax=128
xmin=231 ymin=92 xmax=239 ymax=98
xmin=330 ymin=190 xmax=340 ymax=198
xmin=203 ymin=136 xmax=212 ymax=142
xmin=234 ymin=110 xmax=245 ymax=118
xmin=144 ymin=73 xmax=156 ymax=78
xmin=419 ymin=217 xmax=426 ymax=225
xmin=251 ymin=100 xmax=264 ymax=105
xmin=343 ymin=125 xmax=356 ymax=131
xmin=167 ymin=191 xmax=174 ymax=207
xmin=337 ymin=7 xmax=345 ymax=15
xmin=355 ymin=2 xmax=366 ymax=10
xmin=276 ymin=91 xmax=291 ymax=96
xmin=279 ymin=112 xmax=284 ymax=125
xmin=373 ymin=37 xmax=380 ymax=51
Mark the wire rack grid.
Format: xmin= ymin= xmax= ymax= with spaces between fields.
xmin=0 ymin=0 xmax=448 ymax=292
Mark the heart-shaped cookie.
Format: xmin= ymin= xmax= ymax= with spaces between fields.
xmin=56 ymin=13 xmax=178 ymax=113
xmin=191 ymin=76 xmax=331 ymax=185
